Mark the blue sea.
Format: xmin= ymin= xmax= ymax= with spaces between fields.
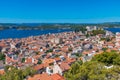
xmin=0 ymin=28 xmax=119 ymax=39
xmin=105 ymin=28 xmax=120 ymax=33
xmin=0 ymin=29 xmax=72 ymax=39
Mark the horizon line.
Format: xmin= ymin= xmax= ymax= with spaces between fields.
xmin=0 ymin=21 xmax=120 ymax=24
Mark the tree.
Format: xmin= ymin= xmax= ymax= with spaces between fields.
xmin=68 ymin=48 xmax=73 ymax=52
xmin=46 ymin=49 xmax=53 ymax=53
xmin=92 ymin=51 xmax=120 ymax=65
xmin=102 ymin=48 xmax=108 ymax=52
xmin=64 ymin=51 xmax=120 ymax=80
xmin=64 ymin=61 xmax=120 ymax=80
xmin=86 ymin=33 xmax=90 ymax=37
xmin=113 ymin=56 xmax=120 ymax=65
xmin=75 ymin=53 xmax=82 ymax=57
xmin=92 ymin=30 xmax=105 ymax=36
xmin=21 ymin=58 xmax=25 ymax=63
xmin=0 ymin=66 xmax=36 ymax=80
xmin=37 ymin=59 xmax=42 ymax=64
xmin=64 ymin=61 xmax=106 ymax=80
xmin=0 ymin=53 xmax=5 ymax=61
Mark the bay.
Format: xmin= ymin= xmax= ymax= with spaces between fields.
xmin=105 ymin=28 xmax=120 ymax=33
xmin=0 ymin=29 xmax=72 ymax=39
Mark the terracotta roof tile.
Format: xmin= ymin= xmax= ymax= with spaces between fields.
xmin=28 ymin=73 xmax=51 ymax=80
xmin=43 ymin=59 xmax=54 ymax=64
xmin=34 ymin=63 xmax=49 ymax=70
xmin=60 ymin=62 xmax=70 ymax=71
xmin=50 ymin=73 xmax=65 ymax=80
xmin=0 ymin=69 xmax=5 ymax=75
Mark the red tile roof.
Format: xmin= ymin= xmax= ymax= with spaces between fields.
xmin=34 ymin=63 xmax=49 ymax=70
xmin=25 ymin=57 xmax=32 ymax=64
xmin=0 ymin=69 xmax=5 ymax=75
xmin=28 ymin=73 xmax=51 ymax=80
xmin=43 ymin=59 xmax=54 ymax=64
xmin=50 ymin=73 xmax=65 ymax=80
xmin=60 ymin=62 xmax=70 ymax=71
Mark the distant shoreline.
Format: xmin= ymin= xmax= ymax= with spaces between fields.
xmin=0 ymin=22 xmax=120 ymax=30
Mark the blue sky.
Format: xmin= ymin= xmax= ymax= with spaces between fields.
xmin=0 ymin=0 xmax=120 ymax=23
